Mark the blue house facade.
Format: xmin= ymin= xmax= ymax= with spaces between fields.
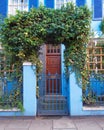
xmin=0 ymin=0 xmax=103 ymax=30
xmin=0 ymin=0 xmax=104 ymax=116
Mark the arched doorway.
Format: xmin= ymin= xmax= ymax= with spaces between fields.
xmin=37 ymin=44 xmax=68 ymax=115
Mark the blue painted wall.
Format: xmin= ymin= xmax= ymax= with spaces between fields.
xmin=93 ymin=0 xmax=102 ymax=19
xmin=91 ymin=21 xmax=101 ymax=31
xmin=23 ymin=62 xmax=37 ymax=116
xmin=61 ymin=44 xmax=67 ymax=96
xmin=44 ymin=0 xmax=54 ymax=8
xmin=0 ymin=0 xmax=8 ymax=17
xmin=61 ymin=44 xmax=70 ymax=114
xmin=0 ymin=63 xmax=37 ymax=116
xmin=88 ymin=76 xmax=104 ymax=96
xmin=69 ymin=69 xmax=104 ymax=116
xmin=76 ymin=0 xmax=86 ymax=6
xmin=4 ymin=80 xmax=17 ymax=95
xmin=29 ymin=0 xmax=39 ymax=9
xmin=0 ymin=0 xmax=104 ymax=116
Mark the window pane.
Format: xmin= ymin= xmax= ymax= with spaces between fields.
xmin=56 ymin=0 xmax=70 ymax=9
xmin=8 ymin=0 xmax=28 ymax=15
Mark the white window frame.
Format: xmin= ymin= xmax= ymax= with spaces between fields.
xmin=8 ymin=0 xmax=29 ymax=16
xmin=55 ymin=0 xmax=75 ymax=9
xmin=39 ymin=0 xmax=44 ymax=6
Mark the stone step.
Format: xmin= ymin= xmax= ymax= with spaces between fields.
xmin=38 ymin=95 xmax=67 ymax=107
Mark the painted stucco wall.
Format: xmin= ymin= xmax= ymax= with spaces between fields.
xmin=0 ymin=0 xmax=104 ymax=116
xmin=0 ymin=0 xmax=8 ymax=17
xmin=61 ymin=44 xmax=67 ymax=96
xmin=86 ymin=0 xmax=102 ymax=37
xmin=69 ymin=69 xmax=104 ymax=116
xmin=61 ymin=44 xmax=70 ymax=114
xmin=23 ymin=62 xmax=37 ymax=116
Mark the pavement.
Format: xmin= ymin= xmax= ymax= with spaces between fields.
xmin=0 ymin=116 xmax=104 ymax=130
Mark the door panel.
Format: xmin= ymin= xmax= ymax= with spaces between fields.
xmin=46 ymin=56 xmax=61 ymax=74
xmin=46 ymin=45 xmax=61 ymax=94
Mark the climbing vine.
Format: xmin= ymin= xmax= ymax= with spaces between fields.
xmin=0 ymin=3 xmax=91 ymax=91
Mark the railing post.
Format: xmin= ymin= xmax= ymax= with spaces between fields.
xmin=23 ymin=62 xmax=37 ymax=116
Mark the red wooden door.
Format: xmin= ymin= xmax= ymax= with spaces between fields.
xmin=46 ymin=44 xmax=61 ymax=93
xmin=46 ymin=56 xmax=61 ymax=74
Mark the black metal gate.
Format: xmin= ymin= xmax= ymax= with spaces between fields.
xmin=37 ymin=74 xmax=68 ymax=115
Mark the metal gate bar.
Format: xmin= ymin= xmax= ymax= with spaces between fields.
xmin=37 ymin=74 xmax=68 ymax=115
xmin=46 ymin=74 xmax=61 ymax=94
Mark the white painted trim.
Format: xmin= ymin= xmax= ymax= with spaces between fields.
xmin=23 ymin=62 xmax=32 ymax=66
xmin=83 ymin=106 xmax=104 ymax=111
xmin=54 ymin=0 xmax=56 ymax=9
xmin=103 ymin=0 xmax=104 ymax=18
xmin=55 ymin=0 xmax=74 ymax=9
xmin=0 ymin=108 xmax=20 ymax=112
xmin=39 ymin=0 xmax=44 ymax=6
xmin=27 ymin=0 xmax=29 ymax=11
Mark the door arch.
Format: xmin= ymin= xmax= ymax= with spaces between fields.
xmin=37 ymin=44 xmax=68 ymax=115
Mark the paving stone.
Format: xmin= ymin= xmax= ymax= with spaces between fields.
xmin=94 ymin=117 xmax=104 ymax=128
xmin=0 ymin=116 xmax=104 ymax=130
xmin=0 ymin=120 xmax=10 ymax=128
xmin=5 ymin=128 xmax=28 ymax=130
xmin=73 ymin=118 xmax=102 ymax=130
xmin=53 ymin=128 xmax=77 ymax=130
xmin=53 ymin=118 xmax=76 ymax=129
xmin=0 ymin=128 xmax=5 ymax=130
xmin=7 ymin=120 xmax=31 ymax=129
xmin=29 ymin=119 xmax=52 ymax=130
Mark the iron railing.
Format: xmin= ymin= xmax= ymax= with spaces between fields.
xmin=0 ymin=52 xmax=23 ymax=109
xmin=83 ymin=73 xmax=104 ymax=106
xmin=38 ymin=73 xmax=61 ymax=96
xmin=37 ymin=73 xmax=68 ymax=115
xmin=0 ymin=76 xmax=22 ymax=109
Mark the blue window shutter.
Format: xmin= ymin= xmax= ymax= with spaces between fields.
xmin=76 ymin=0 xmax=85 ymax=6
xmin=29 ymin=0 xmax=39 ymax=9
xmin=93 ymin=0 xmax=102 ymax=19
xmin=0 ymin=0 xmax=8 ymax=17
xmin=45 ymin=0 xmax=54 ymax=8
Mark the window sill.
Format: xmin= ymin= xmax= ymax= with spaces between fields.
xmin=0 ymin=108 xmax=20 ymax=112
xmin=83 ymin=106 xmax=104 ymax=111
xmin=92 ymin=18 xmax=102 ymax=21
